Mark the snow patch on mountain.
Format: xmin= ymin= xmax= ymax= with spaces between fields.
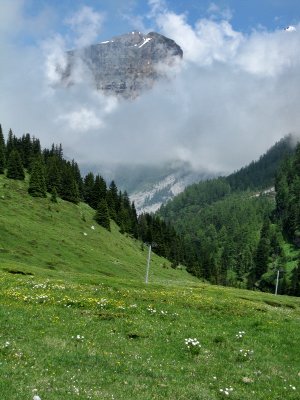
xmin=85 ymin=161 xmax=216 ymax=215
xmin=64 ymin=31 xmax=183 ymax=98
xmin=130 ymin=170 xmax=213 ymax=214
xmin=284 ymin=26 xmax=296 ymax=32
xmin=131 ymin=174 xmax=176 ymax=213
xmin=139 ymin=37 xmax=153 ymax=48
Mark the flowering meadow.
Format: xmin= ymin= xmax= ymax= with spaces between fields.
xmin=0 ymin=174 xmax=300 ymax=399
xmin=0 ymin=271 xmax=299 ymax=400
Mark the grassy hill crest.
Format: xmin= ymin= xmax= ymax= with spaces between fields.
xmin=1 ymin=138 xmax=300 ymax=400
xmin=0 ymin=174 xmax=194 ymax=285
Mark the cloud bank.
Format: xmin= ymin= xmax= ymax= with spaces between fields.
xmin=1 ymin=1 xmax=300 ymax=175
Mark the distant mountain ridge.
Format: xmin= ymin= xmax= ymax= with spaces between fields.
xmin=88 ymin=161 xmax=215 ymax=214
xmin=63 ymin=31 xmax=183 ymax=98
xmin=130 ymin=166 xmax=215 ymax=214
xmin=105 ymin=136 xmax=294 ymax=214
xmin=226 ymin=135 xmax=294 ymax=191
xmin=159 ymin=135 xmax=295 ymax=219
xmin=157 ymin=135 xmax=298 ymax=292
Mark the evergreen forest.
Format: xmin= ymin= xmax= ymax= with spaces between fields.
xmin=0 ymin=124 xmax=184 ymax=268
xmin=1 ymin=123 xmax=300 ymax=296
xmin=159 ymin=136 xmax=300 ymax=296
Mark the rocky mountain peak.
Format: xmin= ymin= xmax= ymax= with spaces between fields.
xmin=64 ymin=31 xmax=183 ymax=98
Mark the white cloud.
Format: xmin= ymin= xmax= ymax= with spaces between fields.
xmin=156 ymin=12 xmax=243 ymax=65
xmin=1 ymin=2 xmax=300 ymax=177
xmin=0 ymin=0 xmax=24 ymax=39
xmin=65 ymin=6 xmax=105 ymax=48
xmin=122 ymin=13 xmax=148 ymax=33
xmin=58 ymin=108 xmax=103 ymax=131
xmin=207 ymin=2 xmax=233 ymax=21
xmin=0 ymin=0 xmax=56 ymax=46
xmin=148 ymin=0 xmax=167 ymax=18
xmin=43 ymin=34 xmax=68 ymax=85
xmin=285 ymin=25 xmax=296 ymax=32
xmin=236 ymin=27 xmax=300 ymax=76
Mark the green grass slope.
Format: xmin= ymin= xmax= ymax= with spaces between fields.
xmin=1 ymin=175 xmax=300 ymax=400
xmin=0 ymin=272 xmax=299 ymax=399
xmin=0 ymin=175 xmax=194 ymax=285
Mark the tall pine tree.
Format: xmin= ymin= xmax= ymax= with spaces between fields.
xmin=60 ymin=163 xmax=79 ymax=204
xmin=107 ymin=180 xmax=119 ymax=221
xmin=290 ymin=263 xmax=300 ymax=296
xmin=90 ymin=175 xmax=107 ymax=209
xmin=6 ymin=149 xmax=25 ymax=180
xmin=83 ymin=172 xmax=95 ymax=206
xmin=28 ymin=157 xmax=47 ymax=197
xmin=0 ymin=124 xmax=5 ymax=174
xmin=21 ymin=133 xmax=33 ymax=169
xmin=252 ymin=218 xmax=271 ymax=281
xmin=95 ymin=199 xmax=110 ymax=231
xmin=51 ymin=187 xmax=58 ymax=203
xmin=71 ymin=160 xmax=83 ymax=200
xmin=45 ymin=156 xmax=61 ymax=193
xmin=6 ymin=129 xmax=15 ymax=160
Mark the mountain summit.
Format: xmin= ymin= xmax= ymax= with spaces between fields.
xmin=64 ymin=31 xmax=183 ymax=98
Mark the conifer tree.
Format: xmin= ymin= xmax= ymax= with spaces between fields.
xmin=137 ymin=214 xmax=148 ymax=242
xmin=71 ymin=160 xmax=83 ymax=199
xmin=83 ymin=172 xmax=95 ymax=206
xmin=253 ymin=218 xmax=271 ymax=281
xmin=90 ymin=175 xmax=107 ymax=209
xmin=51 ymin=187 xmax=58 ymax=203
xmin=116 ymin=192 xmax=131 ymax=233
xmin=291 ymin=264 xmax=300 ymax=296
xmin=60 ymin=163 xmax=79 ymax=204
xmin=32 ymin=137 xmax=42 ymax=157
xmin=0 ymin=124 xmax=5 ymax=174
xmin=28 ymin=157 xmax=47 ymax=197
xmin=117 ymin=204 xmax=130 ymax=233
xmin=130 ymin=202 xmax=138 ymax=238
xmin=275 ymin=146 xmax=300 ymax=243
xmin=45 ymin=156 xmax=61 ymax=193
xmin=107 ymin=180 xmax=118 ymax=221
xmin=6 ymin=129 xmax=15 ymax=159
xmin=95 ymin=199 xmax=110 ymax=231
xmin=58 ymin=143 xmax=63 ymax=159
xmin=106 ymin=191 xmax=116 ymax=219
xmin=21 ymin=133 xmax=33 ymax=169
xmin=6 ymin=149 xmax=25 ymax=180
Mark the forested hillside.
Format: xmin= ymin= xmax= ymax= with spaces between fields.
xmin=227 ymin=135 xmax=294 ymax=190
xmin=1 ymin=123 xmax=300 ymax=297
xmin=0 ymin=124 xmax=187 ymax=269
xmin=160 ymin=136 xmax=300 ymax=295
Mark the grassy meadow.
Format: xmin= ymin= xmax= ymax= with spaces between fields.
xmin=0 ymin=175 xmax=193 ymax=283
xmin=0 ymin=175 xmax=300 ymax=399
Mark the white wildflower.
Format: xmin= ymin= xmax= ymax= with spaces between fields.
xmin=32 ymin=389 xmax=41 ymax=400
xmin=235 ymin=331 xmax=245 ymax=339
xmin=238 ymin=349 xmax=253 ymax=359
xmin=184 ymin=338 xmax=201 ymax=354
xmin=147 ymin=307 xmax=157 ymax=314
xmin=72 ymin=334 xmax=84 ymax=341
xmin=219 ymin=387 xmax=233 ymax=396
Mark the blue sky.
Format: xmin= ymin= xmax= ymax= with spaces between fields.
xmin=18 ymin=0 xmax=300 ymax=46
xmin=1 ymin=0 xmax=300 ymax=172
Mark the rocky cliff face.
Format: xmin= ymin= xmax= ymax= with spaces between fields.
xmin=92 ymin=161 xmax=215 ymax=214
xmin=64 ymin=31 xmax=183 ymax=98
